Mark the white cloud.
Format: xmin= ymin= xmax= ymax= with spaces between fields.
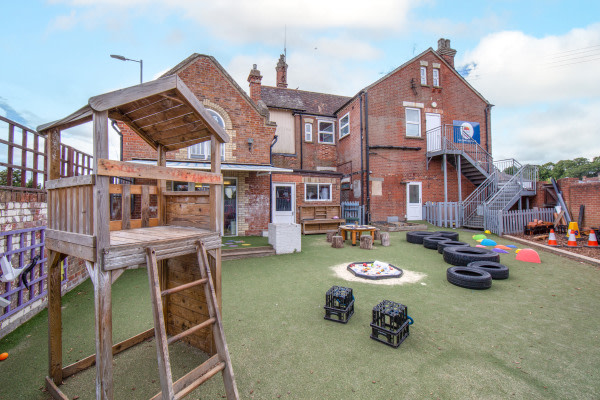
xmin=460 ymin=24 xmax=600 ymax=106
xmin=493 ymin=101 xmax=600 ymax=165
xmin=47 ymin=0 xmax=420 ymax=44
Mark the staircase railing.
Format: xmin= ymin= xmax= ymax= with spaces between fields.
xmin=442 ymin=125 xmax=494 ymax=174
xmin=484 ymin=164 xmax=538 ymax=232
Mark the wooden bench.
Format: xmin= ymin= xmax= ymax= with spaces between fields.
xmin=299 ymin=205 xmax=345 ymax=234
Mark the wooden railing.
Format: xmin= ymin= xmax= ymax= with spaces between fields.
xmin=109 ymin=183 xmax=158 ymax=231
xmin=0 ymin=115 xmax=93 ymax=193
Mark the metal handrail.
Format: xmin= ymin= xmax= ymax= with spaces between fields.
xmin=485 ymin=164 xmax=538 ymax=213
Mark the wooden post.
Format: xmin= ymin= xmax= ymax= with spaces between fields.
xmin=209 ymin=137 xmax=223 ymax=310
xmin=380 ymin=232 xmax=390 ymax=247
xmin=46 ymin=127 xmax=63 ymax=387
xmin=92 ymin=110 xmax=114 ymax=400
xmin=332 ymin=235 xmax=344 ymax=248
xmin=360 ymin=235 xmax=373 ymax=250
xmin=157 ymin=145 xmax=167 ymax=225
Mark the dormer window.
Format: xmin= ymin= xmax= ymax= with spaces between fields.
xmin=189 ymin=109 xmax=226 ymax=160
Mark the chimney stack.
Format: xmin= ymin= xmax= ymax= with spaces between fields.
xmin=276 ymin=54 xmax=288 ymax=88
xmin=436 ymin=38 xmax=457 ymax=68
xmin=247 ymin=64 xmax=263 ymax=102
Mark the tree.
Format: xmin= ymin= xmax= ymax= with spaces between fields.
xmin=535 ymin=156 xmax=600 ymax=181
xmin=0 ymin=168 xmax=41 ymax=188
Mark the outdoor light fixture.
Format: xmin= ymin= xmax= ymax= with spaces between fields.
xmin=110 ymin=54 xmax=143 ymax=84
xmin=247 ymin=137 xmax=254 ymax=152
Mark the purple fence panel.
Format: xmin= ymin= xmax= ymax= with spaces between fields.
xmin=0 ymin=226 xmax=67 ymax=323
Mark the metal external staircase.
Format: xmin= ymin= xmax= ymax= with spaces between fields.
xmin=426 ymin=125 xmax=538 ymax=230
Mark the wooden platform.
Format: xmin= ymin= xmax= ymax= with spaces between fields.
xmin=105 ymin=226 xmax=221 ymax=270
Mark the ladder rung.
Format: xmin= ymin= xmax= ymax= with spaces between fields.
xmin=161 ymin=278 xmax=208 ymax=297
xmin=174 ymin=361 xmax=226 ymax=400
xmin=167 ymin=317 xmax=216 ymax=345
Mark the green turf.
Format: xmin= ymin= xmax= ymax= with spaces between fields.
xmin=222 ymin=235 xmax=269 ymax=248
xmin=1 ymin=228 xmax=600 ymax=399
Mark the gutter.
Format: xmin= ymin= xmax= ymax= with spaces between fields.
xmin=364 ymin=92 xmax=371 ymax=224
xmin=359 ymin=93 xmax=364 ymax=216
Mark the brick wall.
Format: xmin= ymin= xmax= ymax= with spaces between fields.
xmin=335 ymin=50 xmax=487 ymax=222
xmin=533 ymin=177 xmax=600 ymax=230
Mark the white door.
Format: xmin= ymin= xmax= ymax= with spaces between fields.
xmin=406 ymin=182 xmax=422 ymax=220
xmin=426 ymin=113 xmax=442 ymax=152
xmin=272 ymin=184 xmax=295 ymax=224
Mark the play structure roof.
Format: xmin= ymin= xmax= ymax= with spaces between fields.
xmin=38 ymin=75 xmax=229 ymax=152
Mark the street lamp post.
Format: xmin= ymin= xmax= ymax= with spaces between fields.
xmin=110 ymin=54 xmax=143 ymax=84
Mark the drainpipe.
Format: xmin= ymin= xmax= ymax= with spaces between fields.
xmin=484 ymin=104 xmax=493 ymax=155
xmin=359 ymin=93 xmax=364 ymax=219
xmin=364 ymin=92 xmax=371 ymax=224
xmin=269 ymin=135 xmax=279 ymax=223
xmin=300 ymin=115 xmax=304 ymax=170
xmin=110 ymin=119 xmax=123 ymax=161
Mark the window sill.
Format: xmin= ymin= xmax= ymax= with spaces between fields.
xmin=404 ymin=136 xmax=424 ymax=140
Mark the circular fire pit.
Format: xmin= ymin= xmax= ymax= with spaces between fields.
xmin=347 ymin=261 xmax=403 ymax=280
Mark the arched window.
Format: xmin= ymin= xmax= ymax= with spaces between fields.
xmin=189 ymin=109 xmax=226 ymax=160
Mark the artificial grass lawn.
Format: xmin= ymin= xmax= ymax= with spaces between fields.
xmin=1 ymin=228 xmax=600 ymax=399
xmin=222 ymin=235 xmax=269 ymax=248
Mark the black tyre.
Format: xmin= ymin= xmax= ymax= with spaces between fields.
xmin=433 ymin=231 xmax=459 ymax=241
xmin=422 ymin=236 xmax=451 ymax=250
xmin=443 ymin=246 xmax=500 ymax=266
xmin=467 ymin=261 xmax=509 ymax=280
xmin=406 ymin=231 xmax=438 ymax=244
xmin=447 ymin=266 xmax=492 ymax=290
xmin=437 ymin=240 xmax=470 ymax=254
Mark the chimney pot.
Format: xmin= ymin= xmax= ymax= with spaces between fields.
xmin=247 ymin=64 xmax=263 ymax=102
xmin=276 ymin=54 xmax=288 ymax=88
xmin=436 ymin=37 xmax=457 ymax=68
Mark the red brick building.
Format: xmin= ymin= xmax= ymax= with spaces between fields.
xmin=123 ymin=38 xmax=495 ymax=234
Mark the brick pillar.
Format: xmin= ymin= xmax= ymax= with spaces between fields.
xmin=436 ymin=38 xmax=457 ymax=68
xmin=276 ymin=54 xmax=288 ymax=88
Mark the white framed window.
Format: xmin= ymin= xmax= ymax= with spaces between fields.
xmin=305 ymin=183 xmax=332 ymax=201
xmin=188 ymin=109 xmax=226 ymax=160
xmin=305 ymin=122 xmax=313 ymax=142
xmin=420 ymin=66 xmax=427 ymax=85
xmin=318 ymin=120 xmax=335 ymax=144
xmin=339 ymin=112 xmax=350 ymax=139
xmin=433 ymin=68 xmax=440 ymax=87
xmin=405 ymin=108 xmax=421 ymax=137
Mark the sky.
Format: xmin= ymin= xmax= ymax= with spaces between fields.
xmin=1 ymin=0 xmax=599 ymax=165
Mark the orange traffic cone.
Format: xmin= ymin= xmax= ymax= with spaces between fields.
xmin=565 ymin=230 xmax=578 ymax=247
xmin=586 ymin=229 xmax=599 ymax=248
xmin=547 ymin=229 xmax=559 ymax=247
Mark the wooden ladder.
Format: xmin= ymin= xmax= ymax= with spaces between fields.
xmin=145 ymin=241 xmax=239 ymax=400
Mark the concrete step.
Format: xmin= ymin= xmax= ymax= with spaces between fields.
xmin=221 ymin=245 xmax=276 ymax=261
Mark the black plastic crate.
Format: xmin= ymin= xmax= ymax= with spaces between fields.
xmin=370 ymin=320 xmax=410 ymax=348
xmin=371 ymin=300 xmax=407 ymax=331
xmin=324 ymin=286 xmax=354 ymax=323
xmin=369 ymin=300 xmax=409 ymax=347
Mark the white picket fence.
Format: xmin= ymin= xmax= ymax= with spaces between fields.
xmin=493 ymin=208 xmax=555 ymax=236
xmin=424 ymin=201 xmax=555 ymax=236
xmin=422 ymin=202 xmax=462 ymax=228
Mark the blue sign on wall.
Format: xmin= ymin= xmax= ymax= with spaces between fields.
xmin=453 ymin=120 xmax=480 ymax=144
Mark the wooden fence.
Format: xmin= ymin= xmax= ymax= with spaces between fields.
xmin=422 ymin=202 xmax=462 ymax=228
xmin=493 ymin=208 xmax=555 ymax=236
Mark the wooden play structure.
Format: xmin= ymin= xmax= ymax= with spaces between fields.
xmin=38 ymin=76 xmax=239 ymax=399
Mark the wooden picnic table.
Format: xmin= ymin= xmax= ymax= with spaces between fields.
xmin=339 ymin=224 xmax=377 ymax=246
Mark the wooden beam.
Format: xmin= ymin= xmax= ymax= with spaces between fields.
xmin=157 ymin=145 xmax=167 ymax=226
xmin=97 ymin=159 xmax=223 ymax=184
xmin=88 ymin=75 xmax=178 ymax=112
xmin=45 ymin=376 xmax=70 ymax=400
xmin=45 ymin=174 xmax=95 ymax=190
xmin=209 ymin=138 xmax=223 ymax=233
xmin=92 ymin=110 xmax=114 ymax=400
xmin=47 ymin=251 xmax=67 ymax=386
xmin=62 ymin=328 xmax=155 ymax=379
xmin=46 ymin=229 xmax=96 ymax=247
